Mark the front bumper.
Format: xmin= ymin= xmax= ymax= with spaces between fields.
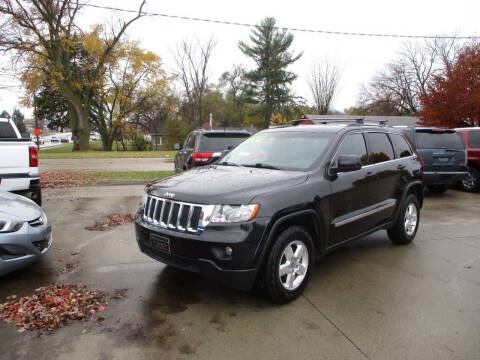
xmin=0 ymin=221 xmax=53 ymax=276
xmin=423 ymin=171 xmax=467 ymax=185
xmin=134 ymin=210 xmax=268 ymax=290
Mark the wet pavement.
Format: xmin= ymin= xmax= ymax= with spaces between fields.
xmin=0 ymin=186 xmax=479 ymax=359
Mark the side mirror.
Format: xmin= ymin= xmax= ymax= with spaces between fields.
xmin=333 ymin=155 xmax=362 ymax=174
xmin=21 ymin=132 xmax=31 ymax=139
xmin=174 ymin=143 xmax=182 ymax=150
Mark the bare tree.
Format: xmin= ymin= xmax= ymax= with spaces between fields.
xmin=359 ymin=37 xmax=461 ymax=115
xmin=308 ymin=58 xmax=341 ymax=114
xmin=172 ymin=37 xmax=215 ymax=126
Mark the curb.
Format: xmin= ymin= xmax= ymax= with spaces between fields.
xmin=93 ymin=179 xmax=153 ymax=186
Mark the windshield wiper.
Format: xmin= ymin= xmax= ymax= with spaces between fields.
xmin=244 ymin=163 xmax=280 ymax=170
xmin=218 ymin=161 xmax=245 ymax=168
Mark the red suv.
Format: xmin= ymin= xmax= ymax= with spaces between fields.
xmin=455 ymin=128 xmax=480 ymax=192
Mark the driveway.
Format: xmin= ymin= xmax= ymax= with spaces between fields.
xmin=40 ymin=158 xmax=174 ymax=172
xmin=0 ymin=187 xmax=479 ymax=359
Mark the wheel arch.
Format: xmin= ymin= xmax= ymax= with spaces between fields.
xmin=256 ymin=210 xmax=326 ymax=274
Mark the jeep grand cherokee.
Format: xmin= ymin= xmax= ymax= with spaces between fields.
xmin=135 ymin=121 xmax=424 ymax=303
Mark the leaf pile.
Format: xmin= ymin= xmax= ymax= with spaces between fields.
xmin=85 ymin=213 xmax=134 ymax=231
xmin=40 ymin=172 xmax=97 ymax=188
xmin=0 ymin=284 xmax=106 ymax=333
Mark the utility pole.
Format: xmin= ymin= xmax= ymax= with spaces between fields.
xmin=209 ymin=113 xmax=213 ymax=130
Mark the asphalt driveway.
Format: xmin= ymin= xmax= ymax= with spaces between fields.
xmin=0 ymin=186 xmax=479 ymax=359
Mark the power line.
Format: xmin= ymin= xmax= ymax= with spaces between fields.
xmin=80 ymin=2 xmax=478 ymax=40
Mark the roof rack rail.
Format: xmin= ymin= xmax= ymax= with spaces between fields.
xmin=291 ymin=117 xmax=389 ymax=126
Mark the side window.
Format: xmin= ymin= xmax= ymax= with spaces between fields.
xmin=390 ymin=134 xmax=413 ymax=158
xmin=0 ymin=122 xmax=17 ymax=138
xmin=335 ymin=133 xmax=368 ymax=166
xmin=366 ymin=133 xmax=394 ymax=164
xmin=469 ymin=131 xmax=480 ymax=148
xmin=184 ymin=134 xmax=196 ymax=150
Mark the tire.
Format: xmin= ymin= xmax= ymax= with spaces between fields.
xmin=427 ymin=184 xmax=448 ymax=193
xmin=387 ymin=194 xmax=420 ymax=245
xmin=460 ymin=167 xmax=480 ymax=193
xmin=263 ymin=226 xmax=315 ymax=304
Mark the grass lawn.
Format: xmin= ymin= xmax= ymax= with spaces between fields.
xmin=40 ymin=143 xmax=176 ymax=159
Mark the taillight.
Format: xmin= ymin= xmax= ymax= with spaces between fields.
xmin=192 ymin=152 xmax=214 ymax=163
xmin=29 ymin=146 xmax=38 ymax=167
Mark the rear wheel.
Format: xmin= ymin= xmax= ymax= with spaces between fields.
xmin=428 ymin=184 xmax=448 ymax=193
xmin=263 ymin=226 xmax=314 ymax=304
xmin=387 ymin=194 xmax=419 ymax=245
xmin=460 ymin=167 xmax=480 ymax=193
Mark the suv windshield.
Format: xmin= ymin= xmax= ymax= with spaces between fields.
xmin=416 ymin=131 xmax=464 ymax=150
xmin=220 ymin=131 xmax=332 ymax=170
xmin=198 ymin=133 xmax=250 ymax=152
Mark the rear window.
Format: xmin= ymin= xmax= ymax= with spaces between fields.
xmin=469 ymin=131 xmax=480 ymax=148
xmin=366 ymin=132 xmax=394 ymax=164
xmin=390 ymin=134 xmax=413 ymax=158
xmin=198 ymin=133 xmax=250 ymax=152
xmin=415 ymin=131 xmax=464 ymax=150
xmin=0 ymin=121 xmax=17 ymax=138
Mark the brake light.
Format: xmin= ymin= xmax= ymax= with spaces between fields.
xmin=192 ymin=152 xmax=214 ymax=163
xmin=29 ymin=146 xmax=38 ymax=167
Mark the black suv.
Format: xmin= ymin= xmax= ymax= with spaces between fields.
xmin=401 ymin=127 xmax=467 ymax=193
xmin=174 ymin=130 xmax=251 ymax=172
xmin=135 ymin=122 xmax=424 ymax=303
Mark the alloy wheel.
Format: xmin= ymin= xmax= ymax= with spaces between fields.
xmin=278 ymin=240 xmax=309 ymax=291
xmin=404 ymin=203 xmax=418 ymax=236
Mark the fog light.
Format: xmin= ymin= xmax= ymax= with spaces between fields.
xmin=225 ymin=246 xmax=233 ymax=256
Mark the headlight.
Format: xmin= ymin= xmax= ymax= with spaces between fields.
xmin=0 ymin=219 xmax=23 ymax=233
xmin=208 ymin=204 xmax=259 ymax=223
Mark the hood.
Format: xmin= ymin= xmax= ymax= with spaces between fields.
xmin=0 ymin=190 xmax=43 ymax=222
xmin=147 ymin=165 xmax=309 ymax=204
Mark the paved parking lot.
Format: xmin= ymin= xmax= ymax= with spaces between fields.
xmin=0 ymin=186 xmax=479 ymax=359
xmin=40 ymin=158 xmax=174 ymax=172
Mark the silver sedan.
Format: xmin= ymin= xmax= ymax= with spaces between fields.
xmin=0 ymin=190 xmax=52 ymax=276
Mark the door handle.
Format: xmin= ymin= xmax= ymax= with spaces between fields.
xmin=397 ymin=164 xmax=405 ymax=169
xmin=366 ymin=171 xmax=376 ymax=178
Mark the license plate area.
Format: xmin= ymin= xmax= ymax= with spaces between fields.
xmin=149 ymin=233 xmax=171 ymax=254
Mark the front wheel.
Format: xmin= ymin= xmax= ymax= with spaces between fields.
xmin=387 ymin=194 xmax=420 ymax=245
xmin=263 ymin=226 xmax=315 ymax=304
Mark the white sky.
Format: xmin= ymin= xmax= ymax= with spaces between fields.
xmin=1 ymin=0 xmax=479 ymax=118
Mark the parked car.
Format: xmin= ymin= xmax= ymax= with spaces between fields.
xmin=455 ymin=127 xmax=480 ymax=192
xmin=135 ymin=120 xmax=424 ymax=303
xmin=401 ymin=127 xmax=467 ymax=193
xmin=60 ymin=135 xmax=70 ymax=143
xmin=174 ymin=130 xmax=252 ymax=172
xmin=34 ymin=137 xmax=45 ymax=146
xmin=0 ymin=117 xmax=42 ymax=205
xmin=0 ymin=190 xmax=52 ymax=276
xmin=50 ymin=135 xmax=59 ymax=143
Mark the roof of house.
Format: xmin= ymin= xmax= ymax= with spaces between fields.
xmin=301 ymin=115 xmax=419 ymax=127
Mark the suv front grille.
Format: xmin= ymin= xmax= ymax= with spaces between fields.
xmin=143 ymin=195 xmax=205 ymax=233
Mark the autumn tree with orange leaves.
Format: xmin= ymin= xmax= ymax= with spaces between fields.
xmin=420 ymin=43 xmax=480 ymax=128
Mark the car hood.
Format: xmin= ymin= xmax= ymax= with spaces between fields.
xmin=0 ymin=191 xmax=43 ymax=222
xmin=147 ymin=165 xmax=309 ymax=204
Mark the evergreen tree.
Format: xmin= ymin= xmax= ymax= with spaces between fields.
xmin=0 ymin=110 xmax=9 ymax=118
xmin=11 ymin=109 xmax=26 ymax=133
xmin=239 ymin=17 xmax=302 ymax=128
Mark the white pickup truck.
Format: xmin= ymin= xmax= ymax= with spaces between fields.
xmin=0 ymin=117 xmax=41 ymax=205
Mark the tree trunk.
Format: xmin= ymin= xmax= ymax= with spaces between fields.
xmin=72 ymin=110 xmax=90 ymax=151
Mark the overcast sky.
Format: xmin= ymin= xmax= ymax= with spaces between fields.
xmin=1 ymin=0 xmax=479 ymax=118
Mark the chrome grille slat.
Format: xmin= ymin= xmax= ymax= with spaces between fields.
xmin=186 ymin=206 xmax=194 ymax=231
xmin=177 ymin=205 xmax=184 ymax=230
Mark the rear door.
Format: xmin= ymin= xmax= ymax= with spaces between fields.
xmin=415 ymin=129 xmax=465 ymax=173
xmin=364 ymin=132 xmax=400 ymax=224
